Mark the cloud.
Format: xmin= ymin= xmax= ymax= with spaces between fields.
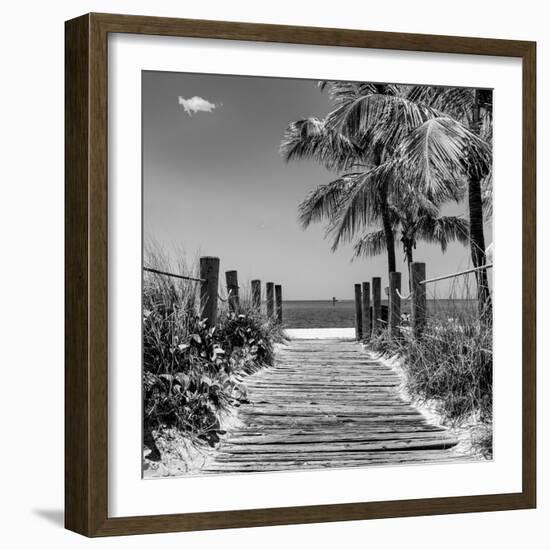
xmin=178 ymin=95 xmax=218 ymax=116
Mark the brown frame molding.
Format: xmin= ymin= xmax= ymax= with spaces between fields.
xmin=65 ymin=12 xmax=536 ymax=537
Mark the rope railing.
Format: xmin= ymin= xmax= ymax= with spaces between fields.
xmin=419 ymin=263 xmax=493 ymax=285
xmin=354 ymin=261 xmax=493 ymax=342
xmin=396 ymin=289 xmax=412 ymax=300
xmin=395 ymin=263 xmax=493 ymax=301
xmin=144 ymin=266 xmax=249 ymax=306
xmin=145 ymin=258 xmax=284 ymax=325
xmin=143 ymin=266 xmax=205 ymax=283
xmin=218 ymin=288 xmax=238 ymax=303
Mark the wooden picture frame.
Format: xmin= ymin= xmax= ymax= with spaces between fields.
xmin=65 ymin=12 xmax=536 ymax=537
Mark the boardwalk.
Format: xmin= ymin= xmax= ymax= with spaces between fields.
xmin=206 ymin=338 xmax=467 ymax=474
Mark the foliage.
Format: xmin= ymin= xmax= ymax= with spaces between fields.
xmin=352 ymin=211 xmax=470 ymax=264
xmin=142 ymin=249 xmax=285 ymax=458
xmin=281 ymin=81 xmax=493 ymax=264
xmin=369 ymin=307 xmax=493 ymax=425
xmin=280 ymin=117 xmax=361 ymax=172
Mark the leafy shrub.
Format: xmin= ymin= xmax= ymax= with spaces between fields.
xmin=142 ymin=247 xmax=285 ymax=459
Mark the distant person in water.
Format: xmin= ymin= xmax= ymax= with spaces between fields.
xmin=332 ymin=296 xmax=337 ymax=306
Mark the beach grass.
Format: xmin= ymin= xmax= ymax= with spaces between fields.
xmin=142 ymin=244 xmax=286 ymax=470
xmin=368 ymin=279 xmax=493 ymax=457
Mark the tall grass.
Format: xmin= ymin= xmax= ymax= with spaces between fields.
xmin=142 ymin=244 xmax=285 ymax=463
xmin=369 ymin=273 xmax=493 ymax=456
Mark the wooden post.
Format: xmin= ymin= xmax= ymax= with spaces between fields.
xmin=411 ymin=262 xmax=426 ymax=338
xmin=354 ymin=284 xmax=363 ymax=341
xmin=266 ymin=282 xmax=274 ymax=318
xmin=372 ymin=277 xmax=381 ymax=334
xmin=251 ymin=279 xmax=261 ymax=310
xmin=225 ymin=270 xmax=239 ymax=312
xmin=381 ymin=305 xmax=388 ymax=324
xmin=275 ymin=285 xmax=283 ymax=324
xmin=369 ymin=306 xmax=373 ymax=330
xmin=200 ymin=256 xmax=219 ymax=327
xmin=361 ymin=282 xmax=371 ymax=340
xmin=389 ymin=271 xmax=402 ymax=339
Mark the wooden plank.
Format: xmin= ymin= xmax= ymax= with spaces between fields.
xmin=217 ymin=439 xmax=460 ymax=456
xmin=212 ymin=447 xmax=461 ymax=463
xmin=205 ymin=452 xmax=474 ymax=473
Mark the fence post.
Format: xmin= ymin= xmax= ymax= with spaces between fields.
xmin=275 ymin=284 xmax=283 ymax=324
xmin=266 ymin=282 xmax=274 ymax=318
xmin=251 ymin=279 xmax=261 ymax=310
xmin=389 ymin=271 xmax=402 ymax=339
xmin=200 ymin=256 xmax=219 ymax=327
xmin=372 ymin=277 xmax=382 ymax=334
xmin=225 ymin=270 xmax=239 ymax=312
xmin=354 ymin=284 xmax=363 ymax=340
xmin=369 ymin=306 xmax=373 ymax=332
xmin=411 ymin=262 xmax=426 ymax=338
xmin=361 ymin=282 xmax=371 ymax=341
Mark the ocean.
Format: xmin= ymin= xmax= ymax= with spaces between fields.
xmin=282 ymin=299 xmax=477 ymax=328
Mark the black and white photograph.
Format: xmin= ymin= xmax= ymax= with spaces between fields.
xmin=142 ymin=71 xmax=494 ymax=478
xmin=1 ymin=0 xmax=543 ymax=543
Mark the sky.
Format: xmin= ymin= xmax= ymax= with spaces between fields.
xmin=142 ymin=71 xmax=492 ymax=300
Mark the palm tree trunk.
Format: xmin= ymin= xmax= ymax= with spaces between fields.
xmin=469 ymin=91 xmax=492 ymax=325
xmin=404 ymin=242 xmax=414 ymax=291
xmin=375 ymin=145 xmax=396 ymax=275
xmin=381 ymin=196 xmax=396 ymax=274
xmin=468 ymin=175 xmax=492 ymax=324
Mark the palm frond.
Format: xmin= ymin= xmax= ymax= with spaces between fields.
xmin=480 ymin=109 xmax=493 ymax=144
xmin=430 ymin=87 xmax=475 ymax=123
xmin=327 ymin=93 xmax=441 ymax=153
xmin=352 ymin=229 xmax=390 ymax=259
xmin=326 ymin=162 xmax=394 ymax=251
xmin=417 ymin=215 xmax=470 ymax=252
xmin=405 ymin=85 xmax=439 ymax=105
xmin=481 ymin=170 xmax=493 ymax=220
xmin=298 ymin=175 xmax=359 ymax=228
xmin=423 ymin=87 xmax=493 ymax=142
xmin=318 ymin=81 xmax=378 ymax=104
xmin=393 ymin=116 xmax=491 ymax=204
xmin=280 ymin=117 xmax=360 ymax=171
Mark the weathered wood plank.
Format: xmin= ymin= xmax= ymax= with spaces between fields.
xmin=220 ymin=438 xmax=460 ymax=454
xmin=211 ymin=449 xmax=463 ymax=464
xmin=203 ymin=453 xmax=475 ymax=473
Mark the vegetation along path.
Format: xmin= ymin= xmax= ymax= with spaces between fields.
xmin=205 ymin=338 xmax=471 ymax=473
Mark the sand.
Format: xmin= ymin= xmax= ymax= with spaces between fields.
xmin=285 ymin=327 xmax=355 ymax=339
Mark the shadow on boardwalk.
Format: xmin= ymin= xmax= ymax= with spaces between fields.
xmin=205 ymin=338 xmax=475 ymax=474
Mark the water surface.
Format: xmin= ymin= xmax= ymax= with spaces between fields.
xmin=282 ymin=299 xmax=477 ymax=328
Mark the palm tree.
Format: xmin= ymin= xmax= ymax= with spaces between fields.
xmin=353 ymin=209 xmax=470 ymax=289
xmin=282 ymin=82 xmax=439 ymax=274
xmin=404 ymin=87 xmax=494 ymax=320
xmin=324 ymin=84 xmax=492 ymax=320
xmin=299 ymin=169 xmax=470 ymax=290
xmin=281 ymin=81 xmax=493 ymax=323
